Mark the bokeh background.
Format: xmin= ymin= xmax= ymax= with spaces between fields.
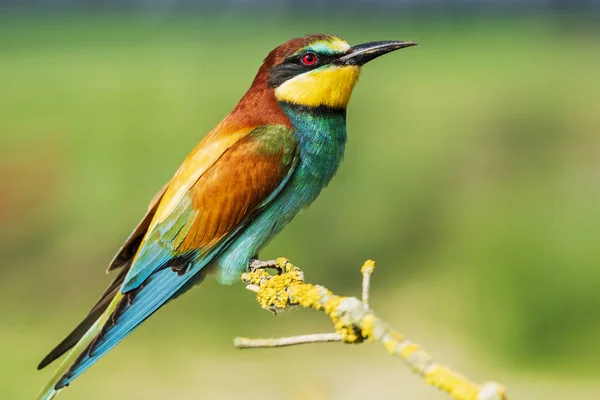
xmin=1 ymin=2 xmax=599 ymax=399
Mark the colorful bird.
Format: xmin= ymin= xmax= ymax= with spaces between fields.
xmin=36 ymin=34 xmax=416 ymax=399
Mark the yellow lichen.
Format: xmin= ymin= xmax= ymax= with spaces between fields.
xmin=239 ymin=258 xmax=508 ymax=400
xmin=360 ymin=259 xmax=376 ymax=274
xmin=391 ymin=330 xmax=406 ymax=342
xmin=343 ymin=330 xmax=359 ymax=343
xmin=276 ymin=257 xmax=291 ymax=271
xmin=425 ymin=366 xmax=478 ymax=400
xmin=289 ymin=284 xmax=327 ymax=310
xmin=400 ymin=342 xmax=420 ymax=359
xmin=257 ymin=278 xmax=287 ymax=308
xmin=241 ymin=269 xmax=271 ymax=286
xmin=383 ymin=337 xmax=398 ymax=354
xmin=331 ymin=317 xmax=359 ymax=343
xmin=360 ymin=314 xmax=376 ymax=341
xmin=249 ymin=263 xmax=309 ymax=310
xmin=320 ymin=295 xmax=360 ymax=343
xmin=323 ymin=295 xmax=341 ymax=316
xmin=243 ymin=259 xmax=365 ymax=344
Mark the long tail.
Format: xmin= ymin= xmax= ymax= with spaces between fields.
xmin=37 ymin=291 xmax=126 ymax=400
xmin=36 ymin=256 xmax=209 ymax=400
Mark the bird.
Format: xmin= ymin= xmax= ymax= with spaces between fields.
xmin=36 ymin=33 xmax=417 ymax=399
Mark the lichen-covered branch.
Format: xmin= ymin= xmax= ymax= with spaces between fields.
xmin=235 ymin=258 xmax=508 ymax=400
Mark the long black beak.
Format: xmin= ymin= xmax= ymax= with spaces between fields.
xmin=335 ymin=40 xmax=417 ymax=66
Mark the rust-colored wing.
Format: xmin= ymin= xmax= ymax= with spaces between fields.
xmin=39 ymin=125 xmax=298 ymax=375
xmin=39 ymin=124 xmax=298 ymax=391
xmin=123 ymin=124 xmax=298 ymax=289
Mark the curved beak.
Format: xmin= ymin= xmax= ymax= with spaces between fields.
xmin=335 ymin=40 xmax=418 ymax=66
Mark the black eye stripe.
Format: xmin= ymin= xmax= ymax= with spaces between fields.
xmin=268 ymin=63 xmax=306 ymax=87
xmin=269 ymin=52 xmax=340 ymax=87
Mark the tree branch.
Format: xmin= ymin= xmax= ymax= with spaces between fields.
xmin=235 ymin=332 xmax=343 ymax=348
xmin=234 ymin=258 xmax=508 ymax=400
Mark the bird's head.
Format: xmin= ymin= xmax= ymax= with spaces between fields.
xmin=256 ymin=34 xmax=417 ymax=110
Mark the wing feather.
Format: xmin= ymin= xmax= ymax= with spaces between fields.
xmin=38 ymin=125 xmax=298 ymax=395
xmin=107 ymin=182 xmax=169 ymax=272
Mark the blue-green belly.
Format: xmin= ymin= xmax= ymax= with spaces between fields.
xmin=215 ymin=104 xmax=347 ymax=283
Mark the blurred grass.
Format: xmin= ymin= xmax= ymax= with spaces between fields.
xmin=0 ymin=13 xmax=599 ymax=399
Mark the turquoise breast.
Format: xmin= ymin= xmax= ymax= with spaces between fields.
xmin=216 ymin=103 xmax=347 ymax=283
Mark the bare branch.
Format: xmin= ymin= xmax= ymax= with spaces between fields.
xmin=248 ymin=259 xmax=279 ymax=270
xmin=234 ymin=257 xmax=508 ymax=400
xmin=361 ymin=259 xmax=375 ymax=306
xmin=235 ymin=333 xmax=343 ymax=348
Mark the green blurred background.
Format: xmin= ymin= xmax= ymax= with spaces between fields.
xmin=1 ymin=7 xmax=599 ymax=400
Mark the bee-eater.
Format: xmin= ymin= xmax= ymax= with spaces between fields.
xmin=37 ymin=34 xmax=416 ymax=399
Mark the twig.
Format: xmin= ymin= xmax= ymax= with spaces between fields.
xmin=234 ymin=257 xmax=508 ymax=400
xmin=361 ymin=259 xmax=375 ymax=306
xmin=235 ymin=333 xmax=343 ymax=348
xmin=248 ymin=259 xmax=279 ymax=270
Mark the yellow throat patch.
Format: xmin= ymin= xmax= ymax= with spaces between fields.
xmin=275 ymin=65 xmax=360 ymax=109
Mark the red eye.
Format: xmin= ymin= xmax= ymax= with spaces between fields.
xmin=301 ymin=52 xmax=318 ymax=66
